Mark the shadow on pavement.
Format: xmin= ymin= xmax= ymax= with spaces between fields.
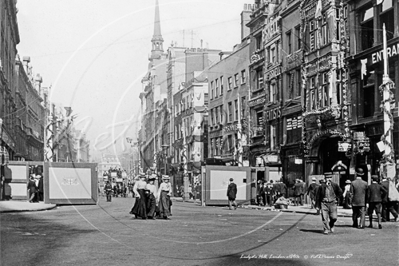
xmin=1 ymin=212 xmax=96 ymax=266
xmin=206 ymin=255 xmax=313 ymax=266
xmin=299 ymin=229 xmax=324 ymax=234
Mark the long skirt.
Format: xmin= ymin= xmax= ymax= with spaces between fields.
xmin=131 ymin=189 xmax=147 ymax=219
xmin=147 ymin=194 xmax=156 ymax=218
xmin=158 ymin=191 xmax=171 ymax=218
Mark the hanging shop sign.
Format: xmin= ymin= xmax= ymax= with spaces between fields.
xmin=353 ymin=131 xmax=370 ymax=154
xmin=338 ymin=141 xmax=351 ymax=152
xmin=263 ymin=154 xmax=279 ymax=163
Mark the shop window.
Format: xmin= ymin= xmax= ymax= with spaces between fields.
xmin=360 ymin=7 xmax=374 ymax=50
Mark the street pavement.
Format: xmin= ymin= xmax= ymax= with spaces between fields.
xmin=0 ymin=200 xmax=57 ymax=213
xmin=1 ymin=197 xmax=398 ymax=266
xmin=0 ymin=198 xmax=353 ymax=216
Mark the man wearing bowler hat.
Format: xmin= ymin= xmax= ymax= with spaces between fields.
xmin=350 ymin=168 xmax=368 ymax=229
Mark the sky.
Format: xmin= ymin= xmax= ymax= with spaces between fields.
xmin=16 ymin=0 xmax=251 ymax=161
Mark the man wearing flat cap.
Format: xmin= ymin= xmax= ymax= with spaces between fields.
xmin=350 ymin=168 xmax=368 ymax=229
xmin=315 ymin=175 xmax=343 ymax=234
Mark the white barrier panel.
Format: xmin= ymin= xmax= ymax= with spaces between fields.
xmin=45 ymin=162 xmax=97 ymax=205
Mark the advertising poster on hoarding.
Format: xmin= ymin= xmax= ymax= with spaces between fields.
xmin=44 ymin=162 xmax=97 ymax=204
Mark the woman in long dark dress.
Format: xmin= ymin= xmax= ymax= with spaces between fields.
xmin=130 ymin=174 xmax=148 ymax=219
xmin=157 ymin=175 xmax=172 ymax=219
xmin=146 ymin=175 xmax=157 ymax=219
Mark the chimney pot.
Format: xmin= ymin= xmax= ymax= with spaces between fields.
xmin=22 ymin=56 xmax=30 ymax=63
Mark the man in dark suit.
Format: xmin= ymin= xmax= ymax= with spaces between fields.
xmin=381 ymin=177 xmax=399 ymax=222
xmin=315 ymin=175 xmax=342 ymax=234
xmin=350 ymin=168 xmax=368 ymax=229
xmin=367 ymin=175 xmax=387 ymax=229
xmin=306 ymin=177 xmax=320 ymax=210
xmin=227 ymin=178 xmax=237 ymax=210
xmin=294 ymin=179 xmax=304 ymax=206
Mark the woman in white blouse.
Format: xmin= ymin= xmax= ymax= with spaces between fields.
xmin=157 ymin=175 xmax=172 ymax=219
xmin=130 ymin=174 xmax=148 ymax=219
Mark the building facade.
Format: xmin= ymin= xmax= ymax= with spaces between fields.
xmin=346 ymin=0 xmax=398 ymax=179
xmin=207 ymin=41 xmax=250 ymax=166
xmin=280 ymin=0 xmax=304 ymax=187
xmin=0 ymin=0 xmax=20 ymax=160
xmin=300 ymin=0 xmax=351 ymax=188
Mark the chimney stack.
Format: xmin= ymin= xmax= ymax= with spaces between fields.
xmin=35 ymin=74 xmax=43 ymax=96
xmin=241 ymin=4 xmax=252 ymax=40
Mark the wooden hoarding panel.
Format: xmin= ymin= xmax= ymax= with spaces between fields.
xmin=205 ymin=165 xmax=251 ymax=206
xmin=44 ymin=162 xmax=97 ymax=205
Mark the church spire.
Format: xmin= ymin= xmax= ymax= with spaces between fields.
xmin=151 ymin=0 xmax=164 ymax=58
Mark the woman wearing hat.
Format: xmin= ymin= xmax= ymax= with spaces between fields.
xmin=146 ymin=175 xmax=157 ymax=219
xmin=130 ymin=174 xmax=148 ymax=219
xmin=157 ymin=175 xmax=172 ymax=219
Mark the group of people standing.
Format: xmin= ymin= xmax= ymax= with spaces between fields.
xmin=314 ymin=168 xmax=399 ymax=235
xmin=257 ymin=179 xmax=289 ymax=207
xmin=129 ymin=174 xmax=172 ymax=220
xmin=27 ymin=173 xmax=43 ymax=203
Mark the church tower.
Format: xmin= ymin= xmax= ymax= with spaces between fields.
xmin=150 ymin=0 xmax=164 ymax=59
